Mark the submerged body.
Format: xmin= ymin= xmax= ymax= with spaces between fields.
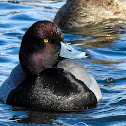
xmin=54 ymin=0 xmax=126 ymax=29
xmin=0 ymin=21 xmax=102 ymax=111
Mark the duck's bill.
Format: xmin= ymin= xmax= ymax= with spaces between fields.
xmin=60 ymin=42 xmax=87 ymax=59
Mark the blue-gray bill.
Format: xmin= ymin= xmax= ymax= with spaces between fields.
xmin=60 ymin=42 xmax=87 ymax=59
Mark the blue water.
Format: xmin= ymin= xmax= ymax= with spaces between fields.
xmin=0 ymin=0 xmax=126 ymax=126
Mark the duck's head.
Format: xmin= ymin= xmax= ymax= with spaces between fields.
xmin=19 ymin=21 xmax=64 ymax=76
xmin=19 ymin=21 xmax=86 ymax=76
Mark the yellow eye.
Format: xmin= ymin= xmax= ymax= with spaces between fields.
xmin=44 ymin=39 xmax=48 ymax=43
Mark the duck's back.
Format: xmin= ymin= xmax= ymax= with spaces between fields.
xmin=54 ymin=0 xmax=126 ymax=28
xmin=6 ymin=67 xmax=97 ymax=111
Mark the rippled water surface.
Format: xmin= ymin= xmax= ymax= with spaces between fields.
xmin=0 ymin=0 xmax=126 ymax=126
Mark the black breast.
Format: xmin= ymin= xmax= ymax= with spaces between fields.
xmin=6 ymin=68 xmax=97 ymax=111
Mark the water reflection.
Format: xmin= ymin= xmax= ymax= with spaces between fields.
xmin=17 ymin=110 xmax=62 ymax=124
xmin=63 ymin=19 xmax=126 ymax=49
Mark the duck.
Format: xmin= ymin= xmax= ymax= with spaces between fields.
xmin=0 ymin=21 xmax=102 ymax=111
xmin=54 ymin=0 xmax=126 ymax=29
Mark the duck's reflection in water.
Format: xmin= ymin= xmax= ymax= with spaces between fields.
xmin=62 ymin=20 xmax=126 ymax=49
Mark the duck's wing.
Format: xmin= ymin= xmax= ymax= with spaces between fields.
xmin=0 ymin=64 xmax=26 ymax=103
xmin=57 ymin=59 xmax=102 ymax=102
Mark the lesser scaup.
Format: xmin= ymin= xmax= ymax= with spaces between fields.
xmin=54 ymin=0 xmax=126 ymax=29
xmin=0 ymin=21 xmax=102 ymax=111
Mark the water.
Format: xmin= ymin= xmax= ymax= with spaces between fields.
xmin=0 ymin=0 xmax=126 ymax=126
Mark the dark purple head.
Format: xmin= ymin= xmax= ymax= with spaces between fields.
xmin=19 ymin=21 xmax=64 ymax=76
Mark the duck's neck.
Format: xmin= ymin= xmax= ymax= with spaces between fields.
xmin=19 ymin=42 xmax=60 ymax=77
xmin=31 ymin=44 xmax=59 ymax=74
